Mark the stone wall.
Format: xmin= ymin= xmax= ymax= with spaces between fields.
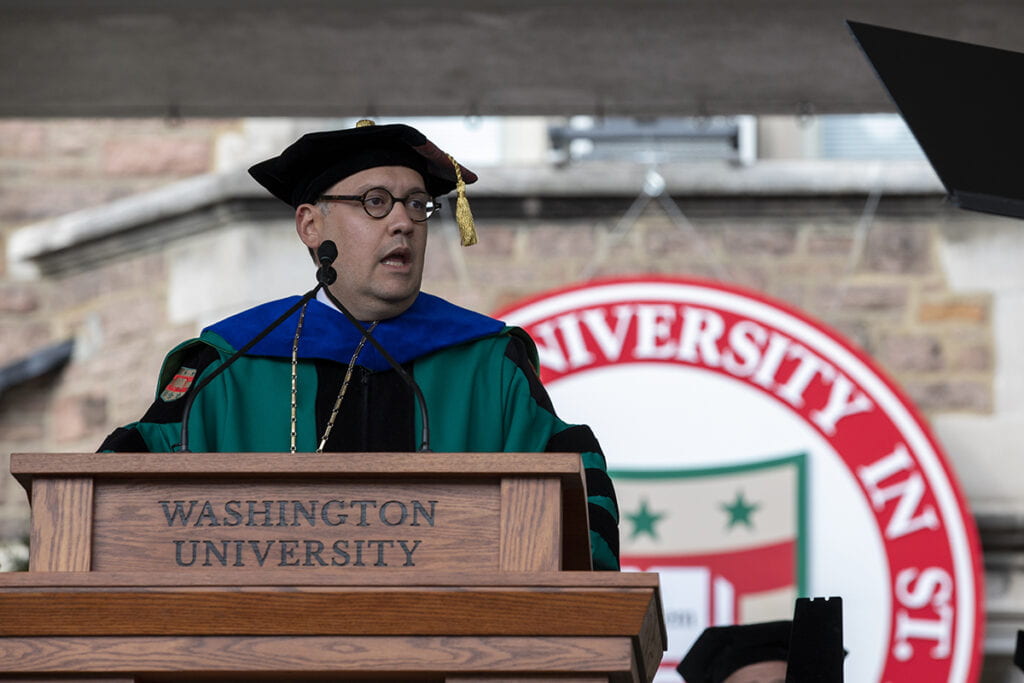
xmin=0 ymin=118 xmax=232 ymax=549
xmin=0 ymin=120 xmax=1017 ymax=677
xmin=427 ymin=195 xmax=994 ymax=418
xmin=0 ymin=171 xmax=1001 ymax=542
xmin=0 ymin=119 xmax=231 ymax=235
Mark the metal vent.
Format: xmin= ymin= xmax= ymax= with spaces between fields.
xmin=819 ymin=114 xmax=925 ymax=160
xmin=549 ymin=117 xmax=756 ymax=165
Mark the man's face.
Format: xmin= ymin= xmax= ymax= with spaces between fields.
xmin=297 ymin=165 xmax=429 ymax=321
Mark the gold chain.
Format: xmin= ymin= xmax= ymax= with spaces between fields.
xmin=317 ymin=321 xmax=378 ymax=452
xmin=289 ymin=303 xmax=308 ymax=453
xmin=289 ymin=302 xmax=378 ymax=453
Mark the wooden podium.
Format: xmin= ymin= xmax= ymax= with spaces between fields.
xmin=0 ymin=452 xmax=666 ymax=682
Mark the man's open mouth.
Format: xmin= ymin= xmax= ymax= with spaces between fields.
xmin=381 ymin=247 xmax=411 ymax=266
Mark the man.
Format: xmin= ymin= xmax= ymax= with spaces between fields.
xmin=98 ymin=120 xmax=620 ymax=570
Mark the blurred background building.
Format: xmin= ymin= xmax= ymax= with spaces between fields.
xmin=2 ymin=2 xmax=1023 ymax=681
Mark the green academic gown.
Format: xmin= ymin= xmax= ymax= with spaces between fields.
xmin=99 ymin=292 xmax=620 ymax=570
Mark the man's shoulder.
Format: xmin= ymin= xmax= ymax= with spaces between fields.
xmin=202 ymin=296 xmax=306 ymax=348
xmin=153 ymin=333 xmax=231 ymax=394
xmin=169 ymin=293 xmax=519 ymax=369
xmin=419 ymin=319 xmax=542 ymax=373
xmin=406 ymin=292 xmax=502 ymax=333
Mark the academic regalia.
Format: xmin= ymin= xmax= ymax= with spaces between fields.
xmin=98 ymin=292 xmax=621 ymax=570
xmin=99 ymin=118 xmax=620 ymax=570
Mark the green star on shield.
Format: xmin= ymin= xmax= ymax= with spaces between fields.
xmin=721 ymin=490 xmax=760 ymax=530
xmin=627 ymin=498 xmax=666 ymax=540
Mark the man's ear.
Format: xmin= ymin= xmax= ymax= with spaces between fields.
xmin=295 ymin=203 xmax=321 ymax=250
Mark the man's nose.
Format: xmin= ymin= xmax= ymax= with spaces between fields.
xmin=387 ymin=201 xmax=416 ymax=233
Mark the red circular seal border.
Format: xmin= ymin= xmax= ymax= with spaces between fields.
xmin=495 ymin=275 xmax=985 ymax=682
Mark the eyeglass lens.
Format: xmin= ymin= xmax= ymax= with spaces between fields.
xmin=363 ymin=188 xmax=435 ymax=221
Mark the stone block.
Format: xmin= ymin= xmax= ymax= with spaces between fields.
xmin=765 ymin=282 xmax=806 ymax=310
xmin=951 ymin=343 xmax=994 ymax=372
xmin=810 ymin=283 xmax=909 ymax=316
xmin=722 ymin=224 xmax=797 ymax=256
xmin=526 ymin=223 xmax=597 ymax=260
xmin=877 ymin=333 xmax=945 ymax=373
xmin=0 ymin=419 xmax=45 ymax=444
xmin=422 ymin=240 xmax=455 ymax=282
xmin=646 ymin=223 xmax=722 ymax=259
xmin=0 ymin=121 xmax=45 ymax=157
xmin=0 ymin=517 xmax=30 ymax=548
xmin=918 ymin=297 xmax=990 ymax=324
xmin=106 ymin=253 xmax=166 ymax=294
xmin=52 ymin=268 xmax=104 ymax=309
xmin=1 ymin=183 xmax=136 ymax=223
xmin=904 ymin=380 xmax=992 ymax=413
xmin=53 ymin=393 xmax=109 ymax=444
xmin=722 ymin=264 xmax=770 ymax=292
xmin=823 ymin=318 xmax=873 ymax=355
xmin=0 ymin=379 xmax=57 ymax=460
xmin=0 ymin=283 xmax=40 ymax=314
xmin=0 ymin=321 xmax=52 ymax=368
xmin=803 ymin=224 xmax=857 ymax=257
xmin=468 ymin=221 xmax=517 ymax=258
xmin=103 ymin=137 xmax=212 ymax=176
xmin=860 ymin=221 xmax=933 ymax=274
xmin=45 ymin=119 xmax=111 ymax=156
xmin=0 ymin=409 xmax=45 ymax=446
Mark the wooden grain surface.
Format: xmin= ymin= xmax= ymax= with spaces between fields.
xmin=500 ymin=478 xmax=561 ymax=571
xmin=11 ymin=453 xmax=587 ymax=481
xmin=0 ymin=635 xmax=634 ymax=676
xmin=4 ymin=453 xmax=660 ymax=682
xmin=90 ymin=478 xmax=500 ymax=572
xmin=0 ymin=573 xmax=662 ymax=682
xmin=29 ymin=477 xmax=92 ymax=572
xmin=14 ymin=452 xmax=591 ymax=572
xmin=0 ymin=588 xmax=655 ymax=636
xmin=0 ymin=572 xmax=664 ymax=682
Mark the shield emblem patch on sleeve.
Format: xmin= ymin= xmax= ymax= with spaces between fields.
xmin=160 ymin=366 xmax=197 ymax=402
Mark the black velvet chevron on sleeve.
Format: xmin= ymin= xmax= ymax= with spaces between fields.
xmin=547 ymin=424 xmax=621 ymax=567
xmin=587 ymin=499 xmax=621 ymax=565
xmin=96 ymin=426 xmax=151 ymax=453
xmin=504 ymin=334 xmax=555 ymax=414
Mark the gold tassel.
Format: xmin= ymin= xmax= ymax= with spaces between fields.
xmin=447 ymin=154 xmax=477 ymax=246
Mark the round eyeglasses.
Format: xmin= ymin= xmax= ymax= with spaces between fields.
xmin=319 ymin=187 xmax=439 ymax=222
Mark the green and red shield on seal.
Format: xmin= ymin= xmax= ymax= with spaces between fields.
xmin=615 ymin=453 xmax=807 ymax=674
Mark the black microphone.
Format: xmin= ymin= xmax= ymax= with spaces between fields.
xmin=317 ymin=241 xmax=338 ymax=285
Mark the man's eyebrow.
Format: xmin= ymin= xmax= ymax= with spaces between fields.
xmin=350 ymin=183 xmax=428 ymax=195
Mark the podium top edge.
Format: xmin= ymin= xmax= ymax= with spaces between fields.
xmin=10 ymin=452 xmax=586 ymax=478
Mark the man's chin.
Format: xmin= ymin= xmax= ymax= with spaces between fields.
xmin=365 ymin=289 xmax=420 ymax=320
